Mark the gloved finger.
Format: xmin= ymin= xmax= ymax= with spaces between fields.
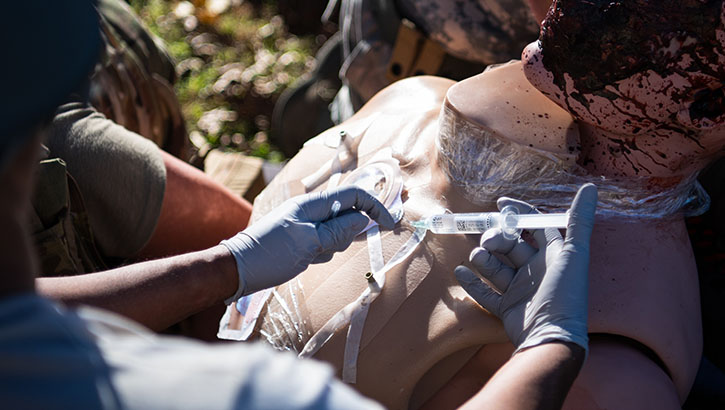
xmin=496 ymin=196 xmax=536 ymax=215
xmin=563 ymin=184 xmax=598 ymax=251
xmin=470 ymin=247 xmax=516 ymax=292
xmin=535 ymin=227 xmax=564 ymax=255
xmin=317 ymin=211 xmax=369 ymax=252
xmin=480 ymin=228 xmax=516 ymax=253
xmin=496 ymin=197 xmax=563 ymax=252
xmin=455 ymin=266 xmax=502 ymax=316
xmin=480 ymin=228 xmax=536 ymax=268
xmin=306 ymin=187 xmax=395 ymax=229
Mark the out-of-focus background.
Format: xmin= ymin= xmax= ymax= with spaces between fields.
xmin=129 ymin=0 xmax=334 ymax=162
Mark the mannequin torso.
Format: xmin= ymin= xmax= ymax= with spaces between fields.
xmin=241 ymin=62 xmax=701 ymax=408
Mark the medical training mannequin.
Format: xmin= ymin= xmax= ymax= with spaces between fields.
xmin=224 ymin=1 xmax=725 ymax=408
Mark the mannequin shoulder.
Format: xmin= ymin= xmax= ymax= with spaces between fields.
xmin=357 ymin=76 xmax=456 ymax=117
xmin=445 ymin=61 xmax=579 ymax=156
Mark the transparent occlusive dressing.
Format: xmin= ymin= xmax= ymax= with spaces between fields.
xmin=255 ymin=155 xmax=414 ymax=359
xmin=219 ymin=149 xmax=414 ymax=358
xmin=436 ymin=104 xmax=710 ymax=218
xmin=253 ymin=224 xmax=424 ymax=354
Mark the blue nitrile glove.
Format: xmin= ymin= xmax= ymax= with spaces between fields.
xmin=455 ymin=184 xmax=598 ymax=355
xmin=221 ymin=186 xmax=395 ymax=304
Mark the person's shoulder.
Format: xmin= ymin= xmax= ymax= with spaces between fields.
xmin=49 ymin=99 xmax=160 ymax=157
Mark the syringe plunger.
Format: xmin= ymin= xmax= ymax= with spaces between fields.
xmin=411 ymin=206 xmax=569 ymax=239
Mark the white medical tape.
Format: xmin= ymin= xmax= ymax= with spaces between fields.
xmin=298 ymin=227 xmax=427 ymax=362
xmin=298 ymin=291 xmax=365 ymax=358
xmin=301 ymin=129 xmax=363 ymax=192
xmin=327 ymin=141 xmax=346 ymax=190
xmin=342 ymin=294 xmax=374 ymax=383
xmin=301 ymin=148 xmax=347 ymax=191
xmin=341 ymin=226 xmax=384 ymax=383
xmin=365 ymin=226 xmax=385 ymax=273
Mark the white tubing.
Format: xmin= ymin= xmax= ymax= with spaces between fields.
xmin=342 ymin=226 xmax=384 ymax=382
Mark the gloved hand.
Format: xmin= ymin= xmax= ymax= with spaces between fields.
xmin=221 ymin=186 xmax=395 ymax=304
xmin=455 ymin=184 xmax=598 ymax=355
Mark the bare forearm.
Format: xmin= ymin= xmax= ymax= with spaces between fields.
xmin=36 ymin=245 xmax=238 ymax=330
xmin=461 ymin=342 xmax=585 ymax=410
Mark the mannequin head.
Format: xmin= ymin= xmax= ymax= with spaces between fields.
xmin=523 ymin=0 xmax=725 ymax=174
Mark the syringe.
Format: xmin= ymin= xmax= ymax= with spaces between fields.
xmin=411 ymin=206 xmax=569 ymax=239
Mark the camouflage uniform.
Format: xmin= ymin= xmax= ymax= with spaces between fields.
xmin=30 ymin=157 xmax=107 ymax=277
xmin=90 ymin=0 xmax=187 ymax=158
xmin=40 ymin=100 xmax=167 ymax=273
xmin=31 ymin=0 xmax=173 ymax=277
xmin=332 ymin=0 xmax=540 ymax=122
xmin=274 ymin=0 xmax=541 ymax=154
xmin=396 ymin=0 xmax=540 ymax=64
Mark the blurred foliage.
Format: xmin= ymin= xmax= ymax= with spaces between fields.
xmin=128 ymin=0 xmax=328 ymax=161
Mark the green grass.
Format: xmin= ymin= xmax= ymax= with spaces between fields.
xmin=129 ymin=0 xmax=321 ymax=161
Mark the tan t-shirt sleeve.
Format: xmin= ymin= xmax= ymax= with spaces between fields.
xmin=45 ymin=102 xmax=166 ymax=260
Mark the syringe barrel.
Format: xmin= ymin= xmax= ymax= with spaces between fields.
xmin=422 ymin=210 xmax=569 ymax=236
xmin=425 ymin=213 xmax=500 ymax=234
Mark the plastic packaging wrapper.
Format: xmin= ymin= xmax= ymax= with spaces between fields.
xmin=436 ymin=104 xmax=710 ymax=218
xmin=221 ymin=150 xmax=407 ymax=350
xmin=253 ymin=223 xmax=425 ymax=359
xmin=257 ymin=279 xmax=313 ymax=352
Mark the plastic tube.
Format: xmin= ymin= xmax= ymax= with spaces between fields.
xmin=411 ymin=206 xmax=568 ymax=239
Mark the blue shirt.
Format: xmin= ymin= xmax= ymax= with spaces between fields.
xmin=0 ymin=294 xmax=383 ymax=410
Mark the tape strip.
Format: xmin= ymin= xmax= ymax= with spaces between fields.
xmin=343 ymin=296 xmax=373 ymax=383
xmin=301 ymin=139 xmax=348 ymax=191
xmin=327 ymin=141 xmax=345 ymax=190
xmin=302 ymin=129 xmax=361 ymax=191
xmin=342 ymin=226 xmax=385 ymax=383
xmin=366 ymin=226 xmax=385 ymax=273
